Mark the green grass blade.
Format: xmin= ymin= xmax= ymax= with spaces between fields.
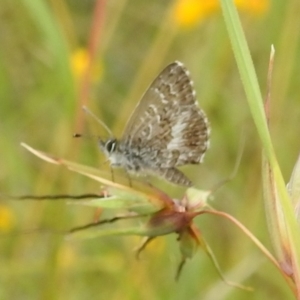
xmin=220 ymin=0 xmax=300 ymax=293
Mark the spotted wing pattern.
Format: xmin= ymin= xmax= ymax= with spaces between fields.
xmin=121 ymin=61 xmax=210 ymax=169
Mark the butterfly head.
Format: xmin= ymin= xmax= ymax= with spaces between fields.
xmin=99 ymin=138 xmax=123 ymax=167
xmin=99 ymin=138 xmax=117 ymax=153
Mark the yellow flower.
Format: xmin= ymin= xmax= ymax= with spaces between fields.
xmin=0 ymin=205 xmax=15 ymax=232
xmin=174 ymin=0 xmax=269 ymax=28
xmin=174 ymin=0 xmax=218 ymax=27
xmin=70 ymin=48 xmax=103 ymax=82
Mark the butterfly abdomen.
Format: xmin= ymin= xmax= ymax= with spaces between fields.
xmin=156 ymin=168 xmax=192 ymax=187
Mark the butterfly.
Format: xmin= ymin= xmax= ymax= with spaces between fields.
xmin=99 ymin=61 xmax=210 ymax=186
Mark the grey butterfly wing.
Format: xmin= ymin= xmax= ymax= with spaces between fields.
xmin=122 ymin=62 xmax=181 ymax=137
xmin=122 ymin=61 xmax=210 ymax=168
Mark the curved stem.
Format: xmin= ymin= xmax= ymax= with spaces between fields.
xmin=200 ymin=209 xmax=295 ymax=293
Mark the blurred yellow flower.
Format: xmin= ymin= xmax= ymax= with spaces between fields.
xmin=0 ymin=205 xmax=15 ymax=232
xmin=174 ymin=0 xmax=218 ymax=27
xmin=70 ymin=48 xmax=103 ymax=82
xmin=174 ymin=0 xmax=269 ymax=27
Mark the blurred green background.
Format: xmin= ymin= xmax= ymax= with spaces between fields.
xmin=0 ymin=0 xmax=299 ymax=299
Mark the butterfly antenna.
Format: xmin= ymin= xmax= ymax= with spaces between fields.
xmin=82 ymin=106 xmax=114 ymax=138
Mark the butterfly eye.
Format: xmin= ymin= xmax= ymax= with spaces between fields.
xmin=105 ymin=139 xmax=117 ymax=153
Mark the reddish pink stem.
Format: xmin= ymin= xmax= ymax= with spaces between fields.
xmin=74 ymin=0 xmax=106 ymax=133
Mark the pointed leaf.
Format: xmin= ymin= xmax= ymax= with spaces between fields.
xmin=67 ymin=223 xmax=152 ymax=240
xmin=21 ymin=143 xmax=175 ymax=209
xmin=262 ymin=153 xmax=290 ymax=270
xmin=179 ymin=227 xmax=199 ymax=260
xmin=68 ymin=193 xmax=157 ymax=214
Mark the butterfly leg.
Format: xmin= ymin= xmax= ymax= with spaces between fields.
xmin=110 ymin=166 xmax=115 ymax=183
xmin=157 ymin=168 xmax=193 ymax=187
xmin=127 ymin=172 xmax=132 ymax=187
xmin=144 ymin=177 xmax=154 ymax=188
xmin=123 ymin=169 xmax=133 ymax=187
